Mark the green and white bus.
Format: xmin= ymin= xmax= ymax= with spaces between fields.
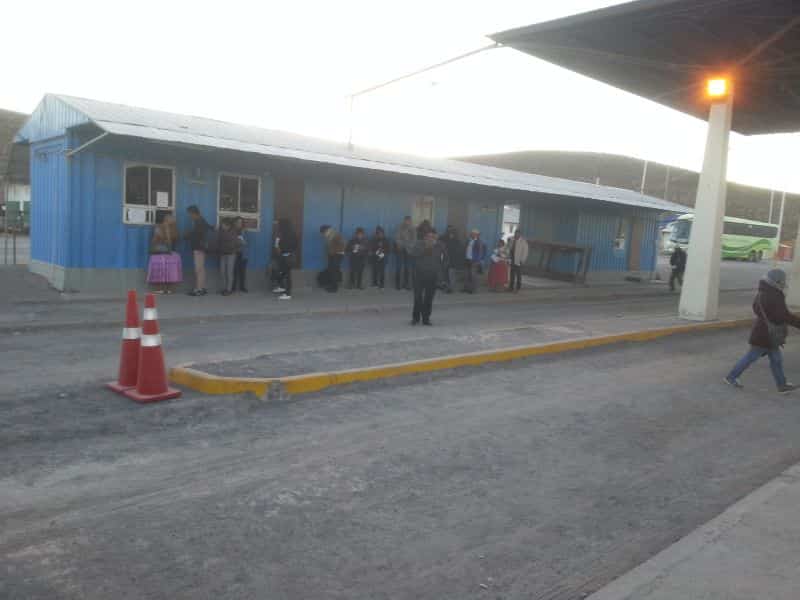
xmin=668 ymin=213 xmax=779 ymax=262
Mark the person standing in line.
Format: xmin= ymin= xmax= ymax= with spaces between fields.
xmin=440 ymin=226 xmax=463 ymax=294
xmin=462 ymin=229 xmax=486 ymax=294
xmin=395 ymin=216 xmax=416 ymax=290
xmin=669 ymin=246 xmax=687 ymax=292
xmin=272 ymin=218 xmax=298 ymax=300
xmin=346 ymin=227 xmax=369 ymax=290
xmin=232 ymin=217 xmax=249 ymax=293
xmin=216 ymin=218 xmax=240 ymax=296
xmin=725 ymin=268 xmax=800 ymax=393
xmin=416 ymin=219 xmax=433 ymax=240
xmin=411 ymin=231 xmax=443 ymax=326
xmin=184 ymin=205 xmax=210 ymax=296
xmin=369 ymin=226 xmax=391 ymax=289
xmin=508 ymin=229 xmax=529 ymax=293
xmin=147 ymin=213 xmax=182 ymax=294
xmin=488 ymin=238 xmax=510 ymax=292
xmin=318 ymin=225 xmax=345 ymax=293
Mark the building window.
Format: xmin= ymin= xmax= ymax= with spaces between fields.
xmin=412 ymin=195 xmax=435 ymax=226
xmin=123 ymin=164 xmax=175 ymax=225
xmin=218 ymin=173 xmax=260 ymax=230
xmin=614 ymin=216 xmax=630 ymax=250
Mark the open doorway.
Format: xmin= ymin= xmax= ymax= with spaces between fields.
xmin=274 ymin=177 xmax=304 ymax=267
xmin=502 ymin=203 xmax=521 ymax=241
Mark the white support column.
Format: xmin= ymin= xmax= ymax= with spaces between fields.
xmin=786 ymin=224 xmax=800 ymax=306
xmin=678 ymin=94 xmax=733 ymax=321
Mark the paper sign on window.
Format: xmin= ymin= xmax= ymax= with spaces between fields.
xmin=127 ymin=207 xmax=148 ymax=224
xmin=155 ymin=191 xmax=170 ymax=208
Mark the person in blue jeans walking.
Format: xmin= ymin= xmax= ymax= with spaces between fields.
xmin=725 ymin=268 xmax=800 ymax=393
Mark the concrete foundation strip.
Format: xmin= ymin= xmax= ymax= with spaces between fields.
xmin=169 ymin=318 xmax=752 ymax=398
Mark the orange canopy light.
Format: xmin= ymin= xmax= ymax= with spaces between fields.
xmin=706 ymin=78 xmax=729 ymax=99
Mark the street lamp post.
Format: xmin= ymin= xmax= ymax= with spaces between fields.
xmin=679 ymin=78 xmax=733 ymax=321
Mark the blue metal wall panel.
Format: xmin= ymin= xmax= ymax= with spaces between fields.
xmin=639 ymin=213 xmax=659 ymax=272
xmin=30 ymin=138 xmax=68 ymax=266
xmin=303 ymin=181 xmax=342 ymax=271
xmin=433 ymin=197 xmax=449 ymax=233
xmin=17 ymin=96 xmax=90 ymax=143
xmin=576 ymin=208 xmax=660 ymax=273
xmin=467 ymin=200 xmax=502 ymax=248
xmin=65 ymin=145 xmax=275 ymax=271
xmin=577 ymin=211 xmax=628 ymax=272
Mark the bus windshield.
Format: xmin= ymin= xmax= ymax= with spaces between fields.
xmin=671 ymin=220 xmax=691 ymax=242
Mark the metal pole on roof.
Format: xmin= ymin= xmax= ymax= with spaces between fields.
xmin=640 ymin=160 xmax=648 ymax=194
xmin=346 ymin=42 xmax=500 ymax=149
xmin=768 ymin=190 xmax=775 ymax=224
xmin=663 ymin=165 xmax=670 ymax=200
xmin=777 ymin=191 xmax=786 ymax=243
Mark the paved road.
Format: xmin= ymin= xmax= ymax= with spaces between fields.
xmin=0 ymin=290 xmax=752 ymax=395
xmin=656 ymin=254 xmax=786 ymax=291
xmin=5 ymin=317 xmax=800 ymax=598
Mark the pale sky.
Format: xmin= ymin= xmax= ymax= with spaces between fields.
xmin=3 ymin=0 xmax=799 ymax=193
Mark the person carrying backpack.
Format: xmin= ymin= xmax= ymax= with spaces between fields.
xmin=725 ymin=268 xmax=800 ymax=393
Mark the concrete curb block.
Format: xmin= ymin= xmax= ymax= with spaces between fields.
xmin=169 ymin=317 xmax=752 ymax=398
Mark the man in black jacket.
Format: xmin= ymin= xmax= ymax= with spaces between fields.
xmin=411 ymin=231 xmax=443 ymax=325
xmin=669 ymin=246 xmax=687 ymax=292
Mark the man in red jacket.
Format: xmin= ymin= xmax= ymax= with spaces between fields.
xmin=725 ymin=269 xmax=800 ymax=393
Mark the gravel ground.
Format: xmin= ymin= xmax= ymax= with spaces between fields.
xmin=5 ymin=328 xmax=800 ymax=599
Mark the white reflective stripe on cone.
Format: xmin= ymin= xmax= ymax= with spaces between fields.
xmin=141 ymin=334 xmax=162 ymax=347
xmin=143 ymin=308 xmax=158 ymax=321
xmin=122 ymin=327 xmax=141 ymax=340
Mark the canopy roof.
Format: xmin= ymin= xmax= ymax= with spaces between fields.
xmin=491 ymin=0 xmax=800 ymax=135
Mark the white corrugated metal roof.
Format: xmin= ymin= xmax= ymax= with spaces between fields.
xmin=55 ymin=94 xmax=685 ymax=213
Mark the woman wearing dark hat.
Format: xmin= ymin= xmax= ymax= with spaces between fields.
xmin=725 ymin=268 xmax=800 ymax=393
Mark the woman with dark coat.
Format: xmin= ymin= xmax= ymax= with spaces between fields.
xmin=725 ymin=268 xmax=800 ymax=392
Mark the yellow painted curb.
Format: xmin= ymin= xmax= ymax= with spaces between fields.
xmin=170 ymin=318 xmax=752 ymax=397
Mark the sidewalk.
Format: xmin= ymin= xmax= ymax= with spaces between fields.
xmin=0 ymin=265 xmax=702 ymax=332
xmin=588 ymin=462 xmax=800 ymax=600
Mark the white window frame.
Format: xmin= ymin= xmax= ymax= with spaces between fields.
xmin=614 ymin=216 xmax=630 ymax=251
xmin=217 ymin=172 xmax=261 ymax=231
xmin=122 ymin=162 xmax=176 ymax=226
xmin=412 ymin=195 xmax=435 ymax=226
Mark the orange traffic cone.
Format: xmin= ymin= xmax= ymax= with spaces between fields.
xmin=106 ymin=290 xmax=141 ymax=394
xmin=123 ymin=293 xmax=181 ymax=403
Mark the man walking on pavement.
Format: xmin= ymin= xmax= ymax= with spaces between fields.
xmin=507 ymin=229 xmax=529 ymax=293
xmin=462 ymin=229 xmax=486 ymax=294
xmin=394 ymin=216 xmax=416 ymax=290
xmin=669 ymin=246 xmax=687 ymax=292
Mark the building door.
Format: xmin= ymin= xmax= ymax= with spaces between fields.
xmin=274 ymin=177 xmax=304 ymax=267
xmin=628 ymin=217 xmax=644 ymax=271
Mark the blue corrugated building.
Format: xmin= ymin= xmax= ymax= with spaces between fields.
xmin=14 ymin=94 xmax=683 ymax=292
